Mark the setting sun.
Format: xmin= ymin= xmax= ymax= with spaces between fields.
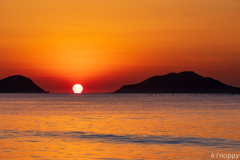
xmin=72 ymin=84 xmax=83 ymax=93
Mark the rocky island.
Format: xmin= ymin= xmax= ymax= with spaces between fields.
xmin=114 ymin=71 xmax=240 ymax=93
xmin=0 ymin=75 xmax=48 ymax=93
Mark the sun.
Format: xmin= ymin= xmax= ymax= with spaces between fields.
xmin=73 ymin=84 xmax=83 ymax=93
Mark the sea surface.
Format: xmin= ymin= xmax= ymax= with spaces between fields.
xmin=0 ymin=93 xmax=239 ymax=160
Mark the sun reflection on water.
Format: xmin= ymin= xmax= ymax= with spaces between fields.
xmin=0 ymin=94 xmax=240 ymax=160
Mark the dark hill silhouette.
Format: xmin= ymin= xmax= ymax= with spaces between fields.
xmin=0 ymin=75 xmax=48 ymax=93
xmin=114 ymin=71 xmax=240 ymax=93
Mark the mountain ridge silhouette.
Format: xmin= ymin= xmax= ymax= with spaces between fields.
xmin=114 ymin=71 xmax=240 ymax=93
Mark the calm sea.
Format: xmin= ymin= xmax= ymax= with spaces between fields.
xmin=0 ymin=93 xmax=239 ymax=160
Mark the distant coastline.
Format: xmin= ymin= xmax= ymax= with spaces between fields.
xmin=1 ymin=72 xmax=240 ymax=94
xmin=0 ymin=75 xmax=48 ymax=93
xmin=114 ymin=71 xmax=240 ymax=94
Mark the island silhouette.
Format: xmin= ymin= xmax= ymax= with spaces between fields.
xmin=114 ymin=71 xmax=240 ymax=93
xmin=0 ymin=75 xmax=48 ymax=93
xmin=1 ymin=72 xmax=240 ymax=93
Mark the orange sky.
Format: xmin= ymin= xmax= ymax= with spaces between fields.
xmin=1 ymin=0 xmax=240 ymax=93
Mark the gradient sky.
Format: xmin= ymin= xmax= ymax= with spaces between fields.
xmin=1 ymin=0 xmax=240 ymax=93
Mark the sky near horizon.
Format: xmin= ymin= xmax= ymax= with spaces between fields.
xmin=1 ymin=0 xmax=240 ymax=93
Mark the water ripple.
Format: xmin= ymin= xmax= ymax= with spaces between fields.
xmin=1 ymin=130 xmax=239 ymax=148
xmin=63 ymin=132 xmax=240 ymax=147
